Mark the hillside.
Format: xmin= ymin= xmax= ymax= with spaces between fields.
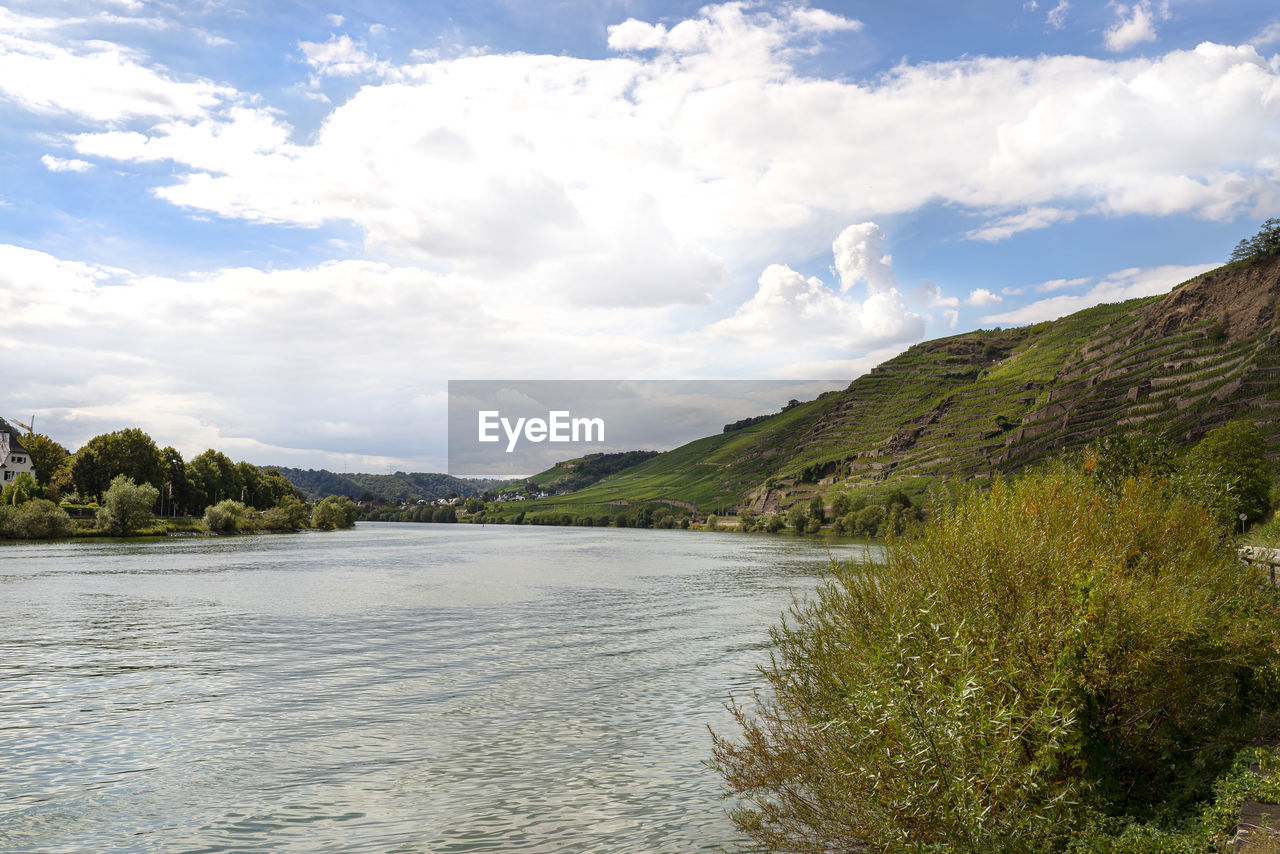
xmin=271 ymin=467 xmax=507 ymax=502
xmin=526 ymin=451 xmax=660 ymax=493
xmin=494 ymin=251 xmax=1280 ymax=518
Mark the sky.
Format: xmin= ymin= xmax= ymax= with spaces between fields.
xmin=2 ymin=0 xmax=1279 ymax=472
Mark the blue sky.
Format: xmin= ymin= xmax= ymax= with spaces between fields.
xmin=2 ymin=0 xmax=1279 ymax=471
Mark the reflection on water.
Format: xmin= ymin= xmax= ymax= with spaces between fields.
xmin=0 ymin=524 xmax=871 ymax=852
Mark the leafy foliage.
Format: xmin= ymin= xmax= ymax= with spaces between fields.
xmin=19 ymin=432 xmax=70 ymax=486
xmin=1 ymin=472 xmax=45 ymax=505
xmin=203 ymin=499 xmax=247 ymax=533
xmin=712 ymin=462 xmax=1280 ymax=853
xmin=70 ymin=428 xmax=165 ymax=499
xmin=0 ymin=499 xmax=72 ymax=539
xmin=312 ymin=495 xmax=358 ymax=530
xmin=1182 ymin=419 xmax=1271 ymax=524
xmin=97 ymin=475 xmax=159 ymax=536
xmin=1229 ymin=217 xmax=1280 ymax=263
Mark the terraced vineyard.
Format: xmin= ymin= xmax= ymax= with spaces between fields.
xmin=495 ymin=251 xmax=1280 ymax=518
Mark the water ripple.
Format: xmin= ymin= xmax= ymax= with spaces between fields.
xmin=0 ymin=525 xmax=871 ymax=852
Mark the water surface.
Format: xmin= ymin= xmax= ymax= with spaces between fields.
xmin=0 ymin=523 xmax=870 ymax=852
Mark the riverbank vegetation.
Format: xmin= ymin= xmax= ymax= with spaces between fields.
xmin=711 ymin=455 xmax=1280 ymax=853
xmin=0 ymin=423 xmax=357 ymax=540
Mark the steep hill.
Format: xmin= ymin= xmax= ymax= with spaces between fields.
xmin=497 ymin=251 xmax=1280 ymax=518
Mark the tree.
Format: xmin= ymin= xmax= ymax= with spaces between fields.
xmin=97 ymin=475 xmax=159 ymax=536
xmin=262 ymin=496 xmax=309 ymax=530
xmin=186 ymin=449 xmax=241 ymax=511
xmin=258 ymin=468 xmax=303 ymax=508
xmin=313 ymin=495 xmax=358 ymax=530
xmin=203 ymin=499 xmax=247 ymax=533
xmin=1229 ymin=217 xmax=1280 ymax=263
xmin=787 ymin=505 xmax=808 ymax=533
xmin=70 ymin=428 xmax=165 ymax=499
xmin=20 ymin=433 xmax=70 ymax=487
xmin=808 ymin=494 xmax=825 ymax=524
xmin=1182 ymin=420 xmax=1271 ymax=525
xmin=1 ymin=473 xmax=44 ymax=505
xmin=159 ymin=446 xmax=192 ymax=515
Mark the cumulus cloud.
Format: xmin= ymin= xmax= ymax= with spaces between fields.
xmin=707 ymin=227 xmax=924 ymax=353
xmin=981 ymin=262 xmax=1214 ymax=325
xmin=48 ymin=6 xmax=1280 ymax=302
xmin=40 ymin=154 xmax=93 ymax=172
xmin=944 ymin=309 xmax=960 ymax=329
xmin=966 ymin=288 xmax=1003 ymax=306
xmin=832 ymin=222 xmax=897 ymax=293
xmin=1105 ymin=1 xmax=1170 ymax=52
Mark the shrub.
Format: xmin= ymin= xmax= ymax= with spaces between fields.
xmin=261 ymin=496 xmax=309 ymax=530
xmin=97 ymin=475 xmax=159 ymax=536
xmin=312 ymin=495 xmax=359 ymax=529
xmin=712 ymin=462 xmax=1280 ymax=853
xmin=706 ymin=513 xmax=718 ymax=530
xmin=1 ymin=472 xmax=45 ymax=505
xmin=1181 ymin=420 xmax=1271 ymax=525
xmin=10 ymin=499 xmax=73 ymax=539
xmin=204 ymin=499 xmax=247 ymax=532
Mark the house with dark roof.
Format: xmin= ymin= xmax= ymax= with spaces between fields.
xmin=0 ymin=419 xmax=35 ymax=485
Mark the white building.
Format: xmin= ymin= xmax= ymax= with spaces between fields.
xmin=0 ymin=423 xmax=35 ymax=484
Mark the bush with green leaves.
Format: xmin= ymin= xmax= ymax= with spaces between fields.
xmin=203 ymin=499 xmax=247 ymax=532
xmin=261 ymin=496 xmax=309 ymax=530
xmin=312 ymin=495 xmax=358 ymax=530
xmin=97 ymin=475 xmax=159 ymax=536
xmin=1 ymin=472 xmax=46 ymax=506
xmin=10 ymin=499 xmax=73 ymax=539
xmin=1181 ymin=419 xmax=1271 ymax=525
xmin=712 ymin=462 xmax=1280 ymax=854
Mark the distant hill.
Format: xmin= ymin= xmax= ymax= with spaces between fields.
xmin=526 ymin=451 xmax=659 ymax=493
xmin=270 ymin=467 xmax=509 ymax=502
xmin=488 ymin=250 xmax=1280 ymax=518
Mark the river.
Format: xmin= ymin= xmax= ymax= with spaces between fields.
xmin=0 ymin=522 xmax=872 ymax=852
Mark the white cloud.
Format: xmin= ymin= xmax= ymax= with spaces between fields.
xmin=299 ymin=34 xmax=386 ymax=78
xmin=981 ymin=262 xmax=1214 ymax=325
xmin=966 ymin=288 xmax=1003 ymax=306
xmin=706 ymin=228 xmax=924 ymax=355
xmin=49 ymin=6 xmax=1280 ymax=303
xmin=1252 ymin=21 xmax=1280 ymax=47
xmin=944 ymin=309 xmax=960 ymax=329
xmin=327 ymin=13 xmax=345 ymax=27
xmin=1046 ymin=0 xmax=1070 ymax=30
xmin=40 ymin=154 xmax=93 ymax=172
xmin=0 ymin=9 xmax=233 ymax=122
xmin=966 ymin=206 xmax=1080 ymax=241
xmin=1105 ymin=1 xmax=1170 ymax=52
xmin=0 ymin=243 xmax=693 ymax=468
xmin=832 ymin=222 xmax=897 ymax=293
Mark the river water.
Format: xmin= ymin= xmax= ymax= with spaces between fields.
xmin=0 ymin=523 xmax=871 ymax=853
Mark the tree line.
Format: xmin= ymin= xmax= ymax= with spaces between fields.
xmin=2 ymin=425 xmax=356 ymax=538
